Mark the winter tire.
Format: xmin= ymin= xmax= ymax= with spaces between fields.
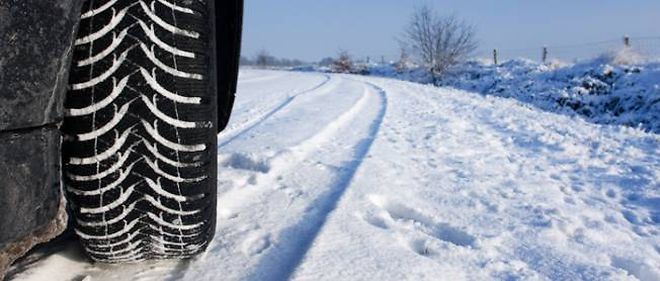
xmin=62 ymin=0 xmax=241 ymax=262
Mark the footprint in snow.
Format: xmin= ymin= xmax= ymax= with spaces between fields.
xmin=362 ymin=211 xmax=389 ymax=230
xmin=241 ymin=232 xmax=272 ymax=256
xmin=363 ymin=195 xmax=478 ymax=253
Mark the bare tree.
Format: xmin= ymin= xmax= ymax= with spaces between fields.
xmin=331 ymin=50 xmax=354 ymax=73
xmin=404 ymin=6 xmax=477 ymax=81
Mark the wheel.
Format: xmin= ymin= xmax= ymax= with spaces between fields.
xmin=62 ymin=0 xmax=241 ymax=262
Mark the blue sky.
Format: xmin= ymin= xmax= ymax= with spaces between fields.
xmin=241 ymin=0 xmax=660 ymax=62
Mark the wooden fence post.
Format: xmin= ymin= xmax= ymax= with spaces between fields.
xmin=493 ymin=49 xmax=498 ymax=65
xmin=624 ymin=36 xmax=631 ymax=48
xmin=542 ymin=46 xmax=548 ymax=63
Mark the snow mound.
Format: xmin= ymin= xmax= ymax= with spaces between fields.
xmin=360 ymin=57 xmax=660 ymax=134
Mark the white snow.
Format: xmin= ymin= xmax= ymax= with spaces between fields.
xmin=361 ymin=57 xmax=660 ymax=134
xmin=9 ymin=70 xmax=659 ymax=281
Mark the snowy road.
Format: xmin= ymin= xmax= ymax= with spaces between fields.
xmin=10 ymin=70 xmax=660 ymax=281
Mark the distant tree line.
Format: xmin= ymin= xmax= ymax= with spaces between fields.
xmin=243 ymin=6 xmax=477 ymax=80
xmin=240 ymin=50 xmax=308 ymax=68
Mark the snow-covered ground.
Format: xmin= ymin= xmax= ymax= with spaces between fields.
xmin=364 ymin=55 xmax=660 ymax=134
xmin=9 ymin=70 xmax=660 ymax=281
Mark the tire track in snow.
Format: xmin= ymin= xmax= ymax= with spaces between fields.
xmin=218 ymin=74 xmax=332 ymax=147
xmin=185 ymin=78 xmax=386 ymax=280
xmin=212 ymin=79 xmax=376 ymax=222
xmin=241 ymin=80 xmax=389 ymax=281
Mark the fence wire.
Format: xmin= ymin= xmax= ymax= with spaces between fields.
xmin=354 ymin=36 xmax=660 ymax=66
xmin=475 ymin=36 xmax=660 ymax=63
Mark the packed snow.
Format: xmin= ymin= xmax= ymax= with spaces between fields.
xmin=8 ymin=70 xmax=660 ymax=281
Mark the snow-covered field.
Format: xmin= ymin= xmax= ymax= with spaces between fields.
xmin=10 ymin=70 xmax=660 ymax=280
